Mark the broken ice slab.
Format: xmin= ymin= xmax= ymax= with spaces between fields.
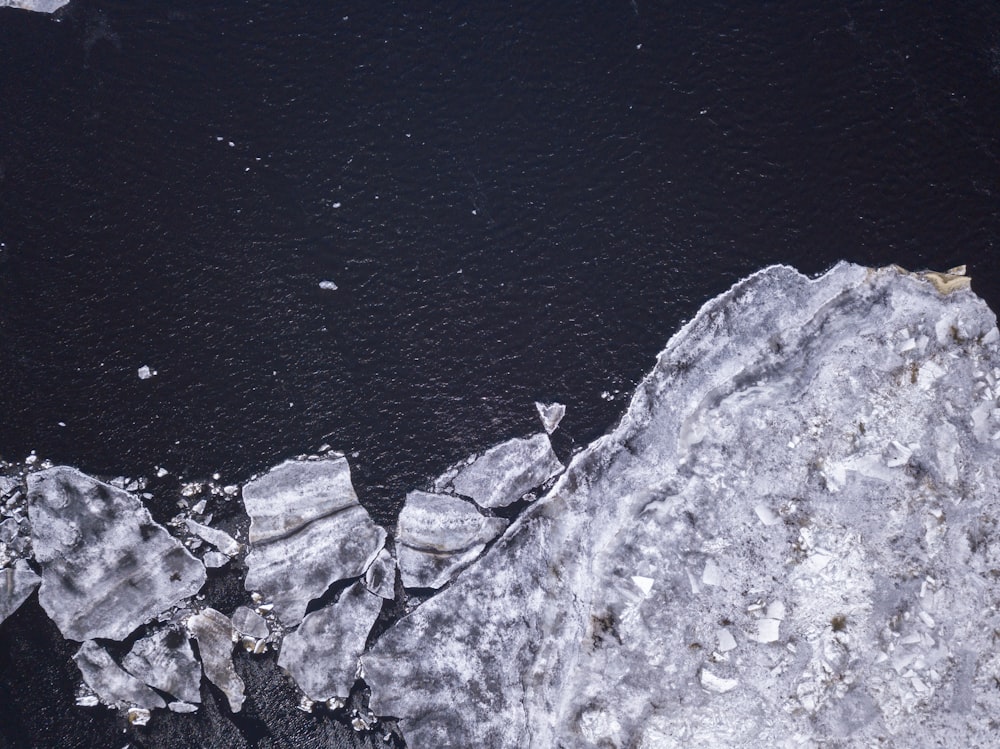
xmin=26 ymin=466 xmax=206 ymax=641
xmin=74 ymin=641 xmax=166 ymax=710
xmin=535 ymin=401 xmax=566 ymax=434
xmin=231 ymin=605 xmax=269 ymax=639
xmin=450 ymin=433 xmax=563 ymax=508
xmin=242 ymin=457 xmax=386 ymax=626
xmin=122 ymin=628 xmax=202 ymax=704
xmin=396 ymin=491 xmax=507 ymax=589
xmin=277 ymin=581 xmax=382 ymax=703
xmin=184 ymin=519 xmax=241 ymax=557
xmin=363 ymin=547 xmax=396 ymax=599
xmin=0 ymin=560 xmax=41 ymax=626
xmin=187 ymin=608 xmax=244 ymax=713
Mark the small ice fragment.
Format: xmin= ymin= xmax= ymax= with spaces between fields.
xmin=185 ymin=519 xmax=241 ymax=557
xmin=754 ymin=504 xmax=780 ymax=526
xmin=58 ymin=421 xmax=66 ymax=427
xmin=631 ymin=575 xmax=654 ymax=596
xmin=765 ymin=600 xmax=786 ymax=620
xmin=156 ymin=467 xmax=169 ymax=478
xmin=76 ymin=694 xmax=100 ymax=707
xmin=137 ymin=365 xmax=156 ymax=380
xmin=717 ymin=628 xmax=737 ymax=652
xmin=127 ymin=708 xmax=151 ymax=726
xmin=232 ymin=605 xmax=269 ymax=639
xmin=191 ymin=499 xmax=207 ymax=515
xmin=332 ymin=202 xmax=342 ymax=208
xmin=756 ymin=618 xmax=781 ymax=643
xmin=702 ymin=559 xmax=721 ymax=587
xmin=700 ymin=669 xmax=738 ymax=693
xmin=203 ymin=551 xmax=229 ymax=568
xmin=228 ymin=141 xmax=235 ymax=147
xmin=168 ymin=702 xmax=198 ymax=714
xmin=187 ymin=608 xmax=245 ymax=713
xmin=319 ymin=280 xmax=338 ymax=291
xmin=364 ymin=547 xmax=396 ymax=599
xmin=534 ymin=401 xmax=566 ymax=434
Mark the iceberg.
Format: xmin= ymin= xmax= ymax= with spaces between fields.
xmin=363 ymin=264 xmax=1000 ymax=748
xmin=26 ymin=466 xmax=206 ymax=641
xmin=450 ymin=433 xmax=563 ymax=508
xmin=242 ymin=458 xmax=386 ymax=626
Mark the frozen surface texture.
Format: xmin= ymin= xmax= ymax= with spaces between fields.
xmin=187 ymin=608 xmax=244 ymax=713
xmin=277 ymin=581 xmax=382 ymax=702
xmin=0 ymin=560 xmax=41 ymax=625
xmin=122 ymin=628 xmax=202 ymax=705
xmin=26 ymin=466 xmax=206 ymax=641
xmin=0 ymin=0 xmax=71 ymax=12
xmin=74 ymin=641 xmax=166 ymax=710
xmin=450 ymin=433 xmax=563 ymax=508
xmin=397 ymin=491 xmax=507 ymax=589
xmin=243 ymin=458 xmax=386 ymax=626
xmin=364 ymin=264 xmax=1000 ymax=748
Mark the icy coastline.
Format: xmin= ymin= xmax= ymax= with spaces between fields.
xmin=2 ymin=262 xmax=1000 ymax=747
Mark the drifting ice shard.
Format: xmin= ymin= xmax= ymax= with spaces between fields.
xmin=122 ymin=628 xmax=202 ymax=705
xmin=277 ymin=581 xmax=382 ymax=702
xmin=26 ymin=467 xmax=206 ymax=641
xmin=450 ymin=433 xmax=563 ymax=508
xmin=187 ymin=608 xmax=244 ymax=713
xmin=243 ymin=458 xmax=386 ymax=626
xmin=363 ymin=264 xmax=1000 ymax=748
xmin=396 ymin=491 xmax=507 ymax=589
xmin=534 ymin=401 xmax=566 ymax=434
xmin=74 ymin=641 xmax=166 ymax=710
xmin=0 ymin=560 xmax=40 ymax=626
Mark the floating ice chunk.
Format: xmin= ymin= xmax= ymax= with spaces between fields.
xmin=0 ymin=560 xmax=41 ymax=625
xmin=231 ymin=605 xmax=269 ymax=639
xmin=242 ymin=457 xmax=386 ymax=626
xmin=184 ymin=519 xmax=241 ymax=557
xmin=203 ymin=551 xmax=229 ymax=568
xmin=122 ymin=628 xmax=202 ymax=704
xmin=700 ymin=669 xmax=739 ymax=693
xmin=396 ymin=491 xmax=507 ymax=589
xmin=534 ymin=401 xmax=566 ymax=434
xmin=451 ymin=433 xmax=563 ymax=508
xmin=187 ymin=608 xmax=244 ymax=713
xmin=26 ymin=467 xmax=206 ymax=641
xmin=364 ymin=547 xmax=396 ymax=599
xmin=137 ymin=365 xmax=156 ymax=380
xmin=277 ymin=581 xmax=382 ymax=702
xmin=319 ymin=280 xmax=338 ymax=291
xmin=73 ymin=641 xmax=165 ymax=710
xmin=168 ymin=701 xmax=198 ymax=713
xmin=631 ymin=575 xmax=654 ymax=596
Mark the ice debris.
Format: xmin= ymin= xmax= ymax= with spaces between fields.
xmin=450 ymin=433 xmax=563 ymax=508
xmin=319 ymin=280 xmax=338 ymax=291
xmin=243 ymin=457 xmax=386 ymax=626
xmin=231 ymin=605 xmax=269 ymax=639
xmin=363 ymin=263 xmax=1000 ymax=748
xmin=137 ymin=365 xmax=156 ymax=380
xmin=122 ymin=628 xmax=202 ymax=705
xmin=363 ymin=547 xmax=396 ymax=599
xmin=534 ymin=401 xmax=566 ymax=434
xmin=0 ymin=560 xmax=41 ymax=626
xmin=184 ymin=519 xmax=241 ymax=557
xmin=277 ymin=581 xmax=382 ymax=703
xmin=187 ymin=608 xmax=244 ymax=713
xmin=74 ymin=641 xmax=166 ymax=710
xmin=396 ymin=491 xmax=507 ymax=589
xmin=26 ymin=467 xmax=206 ymax=641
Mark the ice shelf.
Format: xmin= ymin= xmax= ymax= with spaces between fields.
xmin=450 ymin=433 xmax=564 ymax=508
xmin=243 ymin=458 xmax=386 ymax=626
xmin=26 ymin=466 xmax=206 ymax=641
xmin=363 ymin=263 xmax=1000 ymax=748
xmin=396 ymin=491 xmax=507 ymax=589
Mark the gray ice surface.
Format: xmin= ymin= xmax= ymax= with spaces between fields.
xmin=122 ymin=628 xmax=202 ymax=705
xmin=363 ymin=264 xmax=1000 ymax=749
xmin=0 ymin=560 xmax=40 ymax=626
xmin=451 ymin=433 xmax=563 ymax=508
xmin=396 ymin=491 xmax=507 ymax=589
xmin=74 ymin=640 xmax=166 ymax=710
xmin=188 ymin=608 xmax=244 ymax=713
xmin=277 ymin=581 xmax=382 ymax=702
xmin=243 ymin=458 xmax=386 ymax=626
xmin=26 ymin=466 xmax=206 ymax=641
xmin=363 ymin=547 xmax=396 ymax=599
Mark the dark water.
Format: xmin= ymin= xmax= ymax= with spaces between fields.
xmin=1 ymin=0 xmax=998 ymax=746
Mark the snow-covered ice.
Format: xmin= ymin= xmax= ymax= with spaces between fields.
xmin=450 ymin=433 xmax=563 ymax=508
xmin=242 ymin=457 xmax=386 ymax=626
xmin=396 ymin=490 xmax=507 ymax=589
xmin=26 ymin=466 xmax=206 ymax=641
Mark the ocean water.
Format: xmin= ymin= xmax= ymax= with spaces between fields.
xmin=1 ymin=1 xmax=998 ymax=746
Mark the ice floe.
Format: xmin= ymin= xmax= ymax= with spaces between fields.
xmin=187 ymin=608 xmax=244 ymax=713
xmin=450 ymin=433 xmax=563 ymax=508
xmin=276 ymin=581 xmax=382 ymax=703
xmin=122 ymin=628 xmax=202 ymax=705
xmin=184 ymin=519 xmax=241 ymax=557
xmin=242 ymin=457 xmax=386 ymax=626
xmin=534 ymin=401 xmax=566 ymax=434
xmin=0 ymin=0 xmax=71 ymax=12
xmin=231 ymin=605 xmax=269 ymax=639
xmin=396 ymin=491 xmax=507 ymax=589
xmin=74 ymin=641 xmax=166 ymax=710
xmin=363 ymin=263 xmax=1000 ymax=748
xmin=26 ymin=466 xmax=206 ymax=641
